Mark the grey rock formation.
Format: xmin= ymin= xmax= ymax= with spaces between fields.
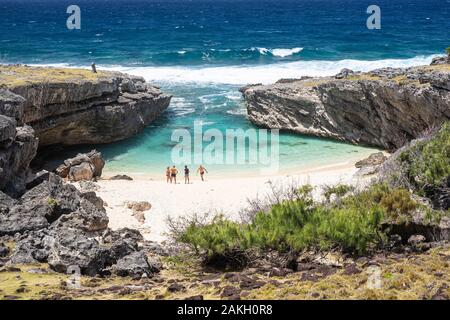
xmin=1 ymin=66 xmax=171 ymax=147
xmin=0 ymin=89 xmax=25 ymax=123
xmin=355 ymin=152 xmax=387 ymax=168
xmin=0 ymin=243 xmax=9 ymax=257
xmin=0 ymin=116 xmax=39 ymax=195
xmin=242 ymin=65 xmax=450 ymax=150
xmin=431 ymin=55 xmax=450 ymax=65
xmin=113 ymin=251 xmax=160 ymax=277
xmin=6 ymin=174 xmax=157 ymax=276
xmin=109 ymin=174 xmax=133 ymax=181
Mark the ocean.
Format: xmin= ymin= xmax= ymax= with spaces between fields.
xmin=1 ymin=0 xmax=449 ymax=176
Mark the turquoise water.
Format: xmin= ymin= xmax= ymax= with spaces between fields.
xmin=99 ymin=82 xmax=377 ymax=177
xmin=1 ymin=0 xmax=447 ymax=176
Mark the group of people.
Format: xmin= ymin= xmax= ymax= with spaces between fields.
xmin=166 ymin=165 xmax=208 ymax=184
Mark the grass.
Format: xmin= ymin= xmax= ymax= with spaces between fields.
xmin=2 ymin=247 xmax=449 ymax=300
xmin=244 ymin=247 xmax=450 ymax=300
xmin=0 ymin=65 xmax=111 ymax=88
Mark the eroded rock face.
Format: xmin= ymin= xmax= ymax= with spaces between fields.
xmin=242 ymin=65 xmax=450 ymax=150
xmin=0 ymin=115 xmax=39 ymax=195
xmin=1 ymin=67 xmax=171 ymax=147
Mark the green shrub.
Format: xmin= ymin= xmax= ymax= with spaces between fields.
xmin=323 ymin=184 xmax=354 ymax=202
xmin=446 ymin=47 xmax=450 ymax=56
xmin=175 ymin=184 xmax=416 ymax=259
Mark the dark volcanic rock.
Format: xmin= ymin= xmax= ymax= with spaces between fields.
xmin=0 ymin=118 xmax=39 ymax=195
xmin=3 ymin=174 xmax=143 ymax=276
xmin=46 ymin=229 xmax=109 ymax=276
xmin=0 ymin=115 xmax=16 ymax=143
xmin=0 ymin=89 xmax=25 ymax=123
xmin=430 ymin=56 xmax=450 ymax=66
xmin=0 ymin=243 xmax=9 ymax=257
xmin=167 ymin=282 xmax=186 ymax=293
xmin=80 ymin=191 xmax=105 ymax=212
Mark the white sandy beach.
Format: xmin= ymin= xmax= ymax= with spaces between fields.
xmin=92 ymin=161 xmax=372 ymax=243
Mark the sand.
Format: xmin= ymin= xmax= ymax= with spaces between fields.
xmin=92 ymin=161 xmax=371 ymax=243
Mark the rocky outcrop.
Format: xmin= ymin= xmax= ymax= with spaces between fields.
xmin=56 ymin=150 xmax=105 ymax=182
xmin=1 ymin=173 xmax=159 ymax=277
xmin=0 ymin=65 xmax=171 ymax=147
xmin=0 ymin=115 xmax=39 ymax=195
xmin=431 ymin=55 xmax=450 ymax=66
xmin=242 ymin=64 xmax=450 ymax=150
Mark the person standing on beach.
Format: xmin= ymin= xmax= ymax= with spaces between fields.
xmin=166 ymin=167 xmax=171 ymax=183
xmin=170 ymin=165 xmax=178 ymax=184
xmin=197 ymin=165 xmax=208 ymax=181
xmin=184 ymin=165 xmax=190 ymax=184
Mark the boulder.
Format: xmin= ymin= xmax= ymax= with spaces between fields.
xmin=335 ymin=68 xmax=356 ymax=79
xmin=46 ymin=229 xmax=109 ymax=276
xmin=25 ymin=170 xmax=51 ymax=190
xmin=0 ymin=243 xmax=10 ymax=258
xmin=1 ymin=174 xmax=109 ymax=235
xmin=56 ymin=150 xmax=105 ymax=182
xmin=430 ymin=56 xmax=450 ymax=65
xmin=126 ymin=201 xmax=151 ymax=224
xmin=109 ymin=174 xmax=133 ymax=181
xmin=355 ymin=152 xmax=387 ymax=168
xmin=69 ymin=162 xmax=95 ymax=181
xmin=126 ymin=201 xmax=151 ymax=212
xmin=112 ymin=251 xmax=160 ymax=277
xmin=80 ymin=191 xmax=105 ymax=212
xmin=86 ymin=150 xmax=105 ymax=177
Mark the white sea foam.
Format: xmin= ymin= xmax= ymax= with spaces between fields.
xmin=37 ymin=55 xmax=437 ymax=85
xmin=252 ymin=47 xmax=303 ymax=57
xmin=168 ymin=97 xmax=195 ymax=116
xmin=270 ymin=47 xmax=303 ymax=57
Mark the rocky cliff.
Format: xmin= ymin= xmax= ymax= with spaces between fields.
xmin=0 ymin=65 xmax=171 ymax=146
xmin=0 ymin=65 xmax=171 ymax=194
xmin=242 ymin=64 xmax=450 ymax=150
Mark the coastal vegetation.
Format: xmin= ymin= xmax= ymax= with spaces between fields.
xmin=398 ymin=122 xmax=450 ymax=192
xmin=173 ymin=123 xmax=450 ymax=268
